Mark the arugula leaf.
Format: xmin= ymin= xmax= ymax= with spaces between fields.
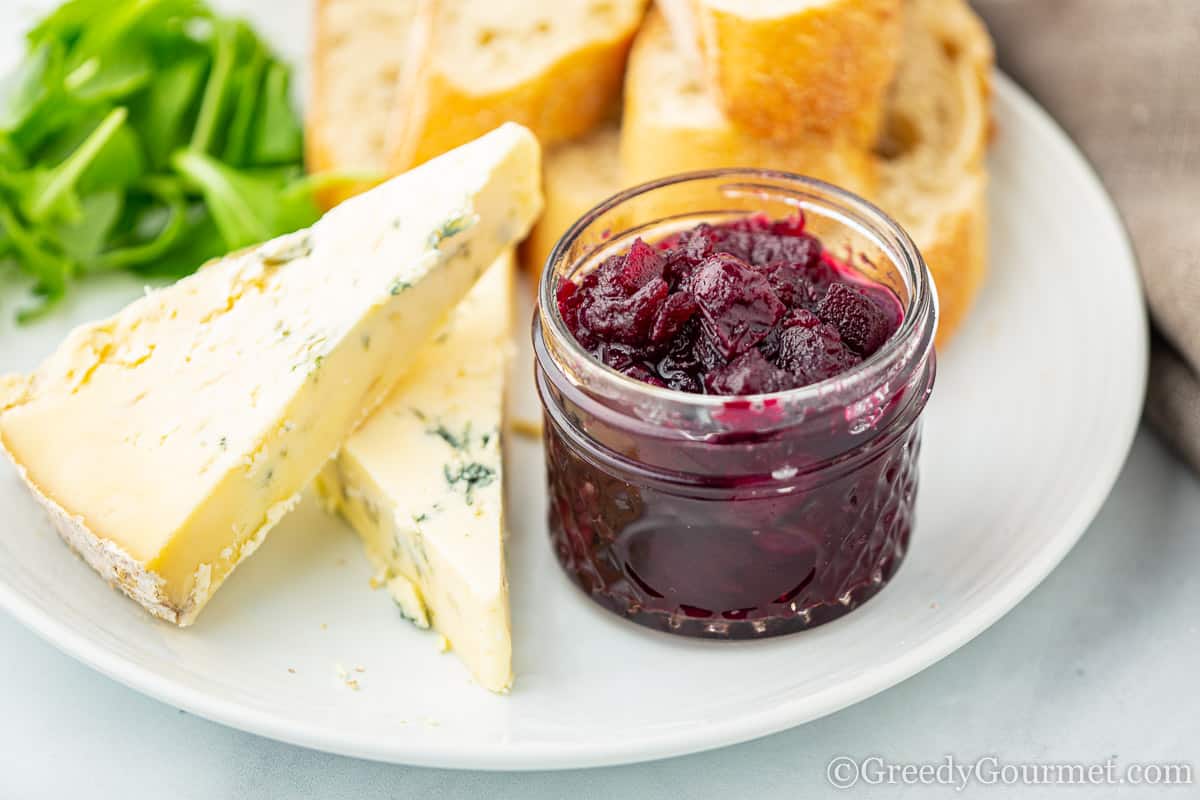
xmin=20 ymin=105 xmax=128 ymax=223
xmin=171 ymin=148 xmax=273 ymax=248
xmin=189 ymin=17 xmax=236 ymax=155
xmin=39 ymin=109 xmax=146 ymax=195
xmin=131 ymin=56 xmax=206 ymax=169
xmin=249 ymin=62 xmax=301 ymax=166
xmin=80 ymin=120 xmax=145 ymax=194
xmin=0 ymin=42 xmax=58 ymax=133
xmin=0 ymin=204 xmax=73 ymax=321
xmin=53 ymin=189 xmax=122 ymax=264
xmin=24 ymin=0 xmax=207 ymax=50
xmin=0 ymin=0 xmax=326 ymax=321
xmin=222 ymin=43 xmax=266 ymax=166
xmin=0 ymin=135 xmax=26 ymax=171
xmin=62 ymin=0 xmax=167 ymax=69
xmin=64 ymin=46 xmax=153 ymax=102
xmin=171 ymin=148 xmax=323 ymax=252
xmin=95 ymin=174 xmax=186 ymax=270
xmin=134 ymin=203 xmax=225 ymax=277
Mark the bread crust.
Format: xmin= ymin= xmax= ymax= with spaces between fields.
xmin=876 ymin=0 xmax=993 ymax=345
xmin=520 ymin=125 xmax=622 ymax=277
xmin=918 ymin=173 xmax=988 ymax=347
xmin=621 ymin=10 xmax=878 ymax=196
xmin=387 ymin=5 xmax=644 ymax=172
xmin=307 ymin=0 xmax=434 ymax=208
xmin=305 ymin=0 xmax=339 ymax=178
xmin=662 ymin=0 xmax=903 ymax=146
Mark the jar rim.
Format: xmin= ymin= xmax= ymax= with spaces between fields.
xmin=537 ymin=168 xmax=938 ymax=415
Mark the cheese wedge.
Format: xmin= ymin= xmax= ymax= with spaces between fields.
xmin=316 ymin=253 xmax=515 ymax=692
xmin=0 ymin=124 xmax=542 ymax=625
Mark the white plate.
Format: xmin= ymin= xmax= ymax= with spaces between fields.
xmin=0 ymin=6 xmax=1145 ymax=772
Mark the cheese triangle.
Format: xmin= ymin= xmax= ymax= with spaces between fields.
xmin=0 ymin=124 xmax=542 ymax=625
xmin=316 ymin=252 xmax=515 ymax=692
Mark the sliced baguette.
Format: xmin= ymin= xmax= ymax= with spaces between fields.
xmin=876 ymin=0 xmax=993 ymax=345
xmin=307 ymin=0 xmax=433 ymax=207
xmin=520 ymin=124 xmax=622 ymax=277
xmin=387 ymin=0 xmax=647 ymax=171
xmin=620 ymin=10 xmax=877 ymax=197
xmin=658 ymin=0 xmax=903 ymax=146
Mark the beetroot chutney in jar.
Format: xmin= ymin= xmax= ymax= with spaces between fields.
xmin=533 ymin=170 xmax=937 ymax=638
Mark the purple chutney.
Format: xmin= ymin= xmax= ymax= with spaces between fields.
xmin=556 ymin=213 xmax=902 ymax=396
xmin=540 ymin=212 xmax=927 ymax=638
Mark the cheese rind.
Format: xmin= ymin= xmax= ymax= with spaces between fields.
xmin=316 ymin=254 xmax=515 ymax=692
xmin=0 ymin=124 xmax=542 ymax=625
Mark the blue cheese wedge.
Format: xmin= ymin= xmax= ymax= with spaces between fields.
xmin=0 ymin=124 xmax=542 ymax=625
xmin=316 ymin=253 xmax=515 ymax=692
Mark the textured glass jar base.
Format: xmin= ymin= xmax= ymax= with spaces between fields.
xmin=554 ymin=526 xmax=910 ymax=639
xmin=544 ymin=418 xmax=922 ymax=640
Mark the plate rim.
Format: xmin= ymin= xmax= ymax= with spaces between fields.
xmin=0 ymin=73 xmax=1148 ymax=771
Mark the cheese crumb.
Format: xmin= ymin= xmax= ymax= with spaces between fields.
xmin=368 ymin=567 xmax=388 ymax=590
xmin=335 ymin=663 xmax=361 ymax=691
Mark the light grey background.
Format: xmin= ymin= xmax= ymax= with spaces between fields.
xmin=3 ymin=429 xmax=1197 ymax=798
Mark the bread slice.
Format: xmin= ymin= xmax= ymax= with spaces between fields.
xmin=386 ymin=0 xmax=647 ymax=171
xmin=620 ymin=10 xmax=877 ymax=197
xmin=875 ymin=0 xmax=993 ymax=345
xmin=520 ymin=123 xmax=622 ymax=277
xmin=658 ymin=0 xmax=903 ymax=146
xmin=307 ymin=0 xmax=433 ymax=207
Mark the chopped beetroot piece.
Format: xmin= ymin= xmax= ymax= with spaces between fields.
xmin=556 ymin=279 xmax=579 ymax=321
xmin=622 ymin=364 xmax=667 ymax=387
xmin=690 ymin=253 xmax=786 ymax=358
xmin=608 ymin=238 xmax=664 ymax=294
xmin=749 ymin=233 xmax=822 ymax=270
xmin=725 ymin=212 xmax=772 ymax=233
xmin=803 ymin=253 xmax=843 ymax=297
xmin=753 ymin=261 xmax=815 ymax=307
xmin=705 ymin=349 xmax=798 ymax=395
xmin=650 ymin=291 xmax=699 ymax=344
xmin=711 ymin=230 xmax=754 ymax=263
xmin=663 ymin=316 xmax=724 ymax=377
xmin=655 ymin=353 xmax=704 ymax=393
xmin=771 ymin=212 xmax=807 ymax=237
xmin=680 ymin=223 xmax=718 ymax=262
xmin=776 ymin=321 xmax=862 ymax=384
xmin=579 ymin=277 xmax=669 ymax=345
xmin=557 ymin=216 xmax=901 ymax=396
xmin=816 ymin=282 xmax=893 ymax=356
xmin=780 ymin=307 xmax=823 ymax=328
xmin=596 ymin=341 xmax=640 ymax=372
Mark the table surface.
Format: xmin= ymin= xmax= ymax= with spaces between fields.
xmin=3 ymin=427 xmax=1197 ymax=799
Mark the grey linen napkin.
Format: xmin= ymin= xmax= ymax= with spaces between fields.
xmin=970 ymin=0 xmax=1200 ymax=469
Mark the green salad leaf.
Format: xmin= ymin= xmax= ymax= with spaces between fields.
xmin=0 ymin=0 xmax=355 ymax=321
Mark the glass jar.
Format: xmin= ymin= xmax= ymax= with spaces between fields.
xmin=533 ymin=170 xmax=937 ymax=639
